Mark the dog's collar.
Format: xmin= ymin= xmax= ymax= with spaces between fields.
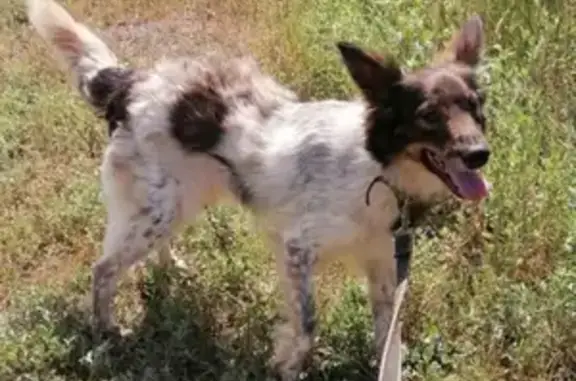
xmin=364 ymin=175 xmax=411 ymax=230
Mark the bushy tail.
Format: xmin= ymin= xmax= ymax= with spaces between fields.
xmin=26 ymin=0 xmax=132 ymax=113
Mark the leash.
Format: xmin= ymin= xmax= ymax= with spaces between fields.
xmin=365 ymin=176 xmax=414 ymax=381
xmin=377 ymin=202 xmax=413 ymax=381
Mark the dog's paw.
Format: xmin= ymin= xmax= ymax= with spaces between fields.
xmin=91 ymin=321 xmax=131 ymax=342
xmin=271 ymin=324 xmax=313 ymax=381
xmin=170 ymin=254 xmax=188 ymax=271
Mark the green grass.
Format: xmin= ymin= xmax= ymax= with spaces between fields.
xmin=1 ymin=0 xmax=575 ymax=380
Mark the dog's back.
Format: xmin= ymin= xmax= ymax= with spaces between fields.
xmin=232 ymin=100 xmax=378 ymax=210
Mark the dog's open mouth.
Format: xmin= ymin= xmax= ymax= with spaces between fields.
xmin=421 ymin=149 xmax=490 ymax=200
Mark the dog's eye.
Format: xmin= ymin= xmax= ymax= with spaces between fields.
xmin=418 ymin=109 xmax=443 ymax=125
xmin=477 ymin=89 xmax=487 ymax=104
xmin=457 ymin=97 xmax=474 ymax=112
xmin=475 ymin=110 xmax=487 ymax=129
xmin=464 ymin=95 xmax=487 ymax=129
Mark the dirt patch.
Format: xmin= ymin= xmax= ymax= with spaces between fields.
xmin=101 ymin=8 xmax=255 ymax=67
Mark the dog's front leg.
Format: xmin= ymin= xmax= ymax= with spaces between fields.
xmin=272 ymin=237 xmax=316 ymax=381
xmin=363 ymin=234 xmax=396 ymax=357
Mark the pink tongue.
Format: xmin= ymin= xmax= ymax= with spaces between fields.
xmin=452 ymin=171 xmax=490 ymax=200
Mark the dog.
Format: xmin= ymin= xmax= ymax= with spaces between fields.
xmin=26 ymin=0 xmax=491 ymax=378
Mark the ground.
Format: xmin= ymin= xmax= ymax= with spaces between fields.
xmin=0 ymin=0 xmax=575 ymax=380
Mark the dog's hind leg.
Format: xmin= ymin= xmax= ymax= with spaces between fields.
xmin=271 ymin=234 xmax=317 ymax=381
xmin=92 ymin=152 xmax=180 ymax=333
xmin=93 ymin=203 xmax=178 ymax=332
xmin=156 ymin=244 xmax=173 ymax=268
xmin=154 ymin=241 xmax=188 ymax=277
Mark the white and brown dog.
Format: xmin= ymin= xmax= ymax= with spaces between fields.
xmin=27 ymin=0 xmax=491 ymax=378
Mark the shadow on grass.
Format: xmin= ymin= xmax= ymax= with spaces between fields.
xmin=7 ymin=266 xmax=383 ymax=381
xmin=44 ymin=268 xmax=272 ymax=381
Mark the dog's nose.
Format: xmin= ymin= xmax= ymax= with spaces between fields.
xmin=458 ymin=144 xmax=490 ymax=169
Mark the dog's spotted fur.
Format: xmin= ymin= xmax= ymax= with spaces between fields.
xmin=27 ymin=0 xmax=491 ymax=379
xmin=86 ymin=67 xmax=139 ymax=136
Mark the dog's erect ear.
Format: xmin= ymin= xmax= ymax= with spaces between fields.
xmin=441 ymin=14 xmax=484 ymax=66
xmin=337 ymin=42 xmax=403 ymax=103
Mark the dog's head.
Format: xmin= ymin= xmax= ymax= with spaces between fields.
xmin=338 ymin=15 xmax=491 ymax=202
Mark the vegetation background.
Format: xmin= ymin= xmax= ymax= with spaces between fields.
xmin=0 ymin=0 xmax=574 ymax=380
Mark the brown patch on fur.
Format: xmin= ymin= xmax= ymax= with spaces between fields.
xmin=87 ymin=67 xmax=141 ymax=136
xmin=170 ymin=86 xmax=228 ymax=152
xmin=169 ymin=55 xmax=295 ymax=153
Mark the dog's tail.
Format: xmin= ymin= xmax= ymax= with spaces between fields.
xmin=26 ymin=0 xmax=134 ymax=115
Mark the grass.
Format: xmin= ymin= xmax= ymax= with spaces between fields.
xmin=0 ymin=0 xmax=575 ymax=380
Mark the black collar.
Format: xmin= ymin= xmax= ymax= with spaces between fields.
xmin=364 ymin=175 xmax=412 ymax=230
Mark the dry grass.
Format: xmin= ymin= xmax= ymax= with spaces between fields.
xmin=0 ymin=0 xmax=575 ymax=380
